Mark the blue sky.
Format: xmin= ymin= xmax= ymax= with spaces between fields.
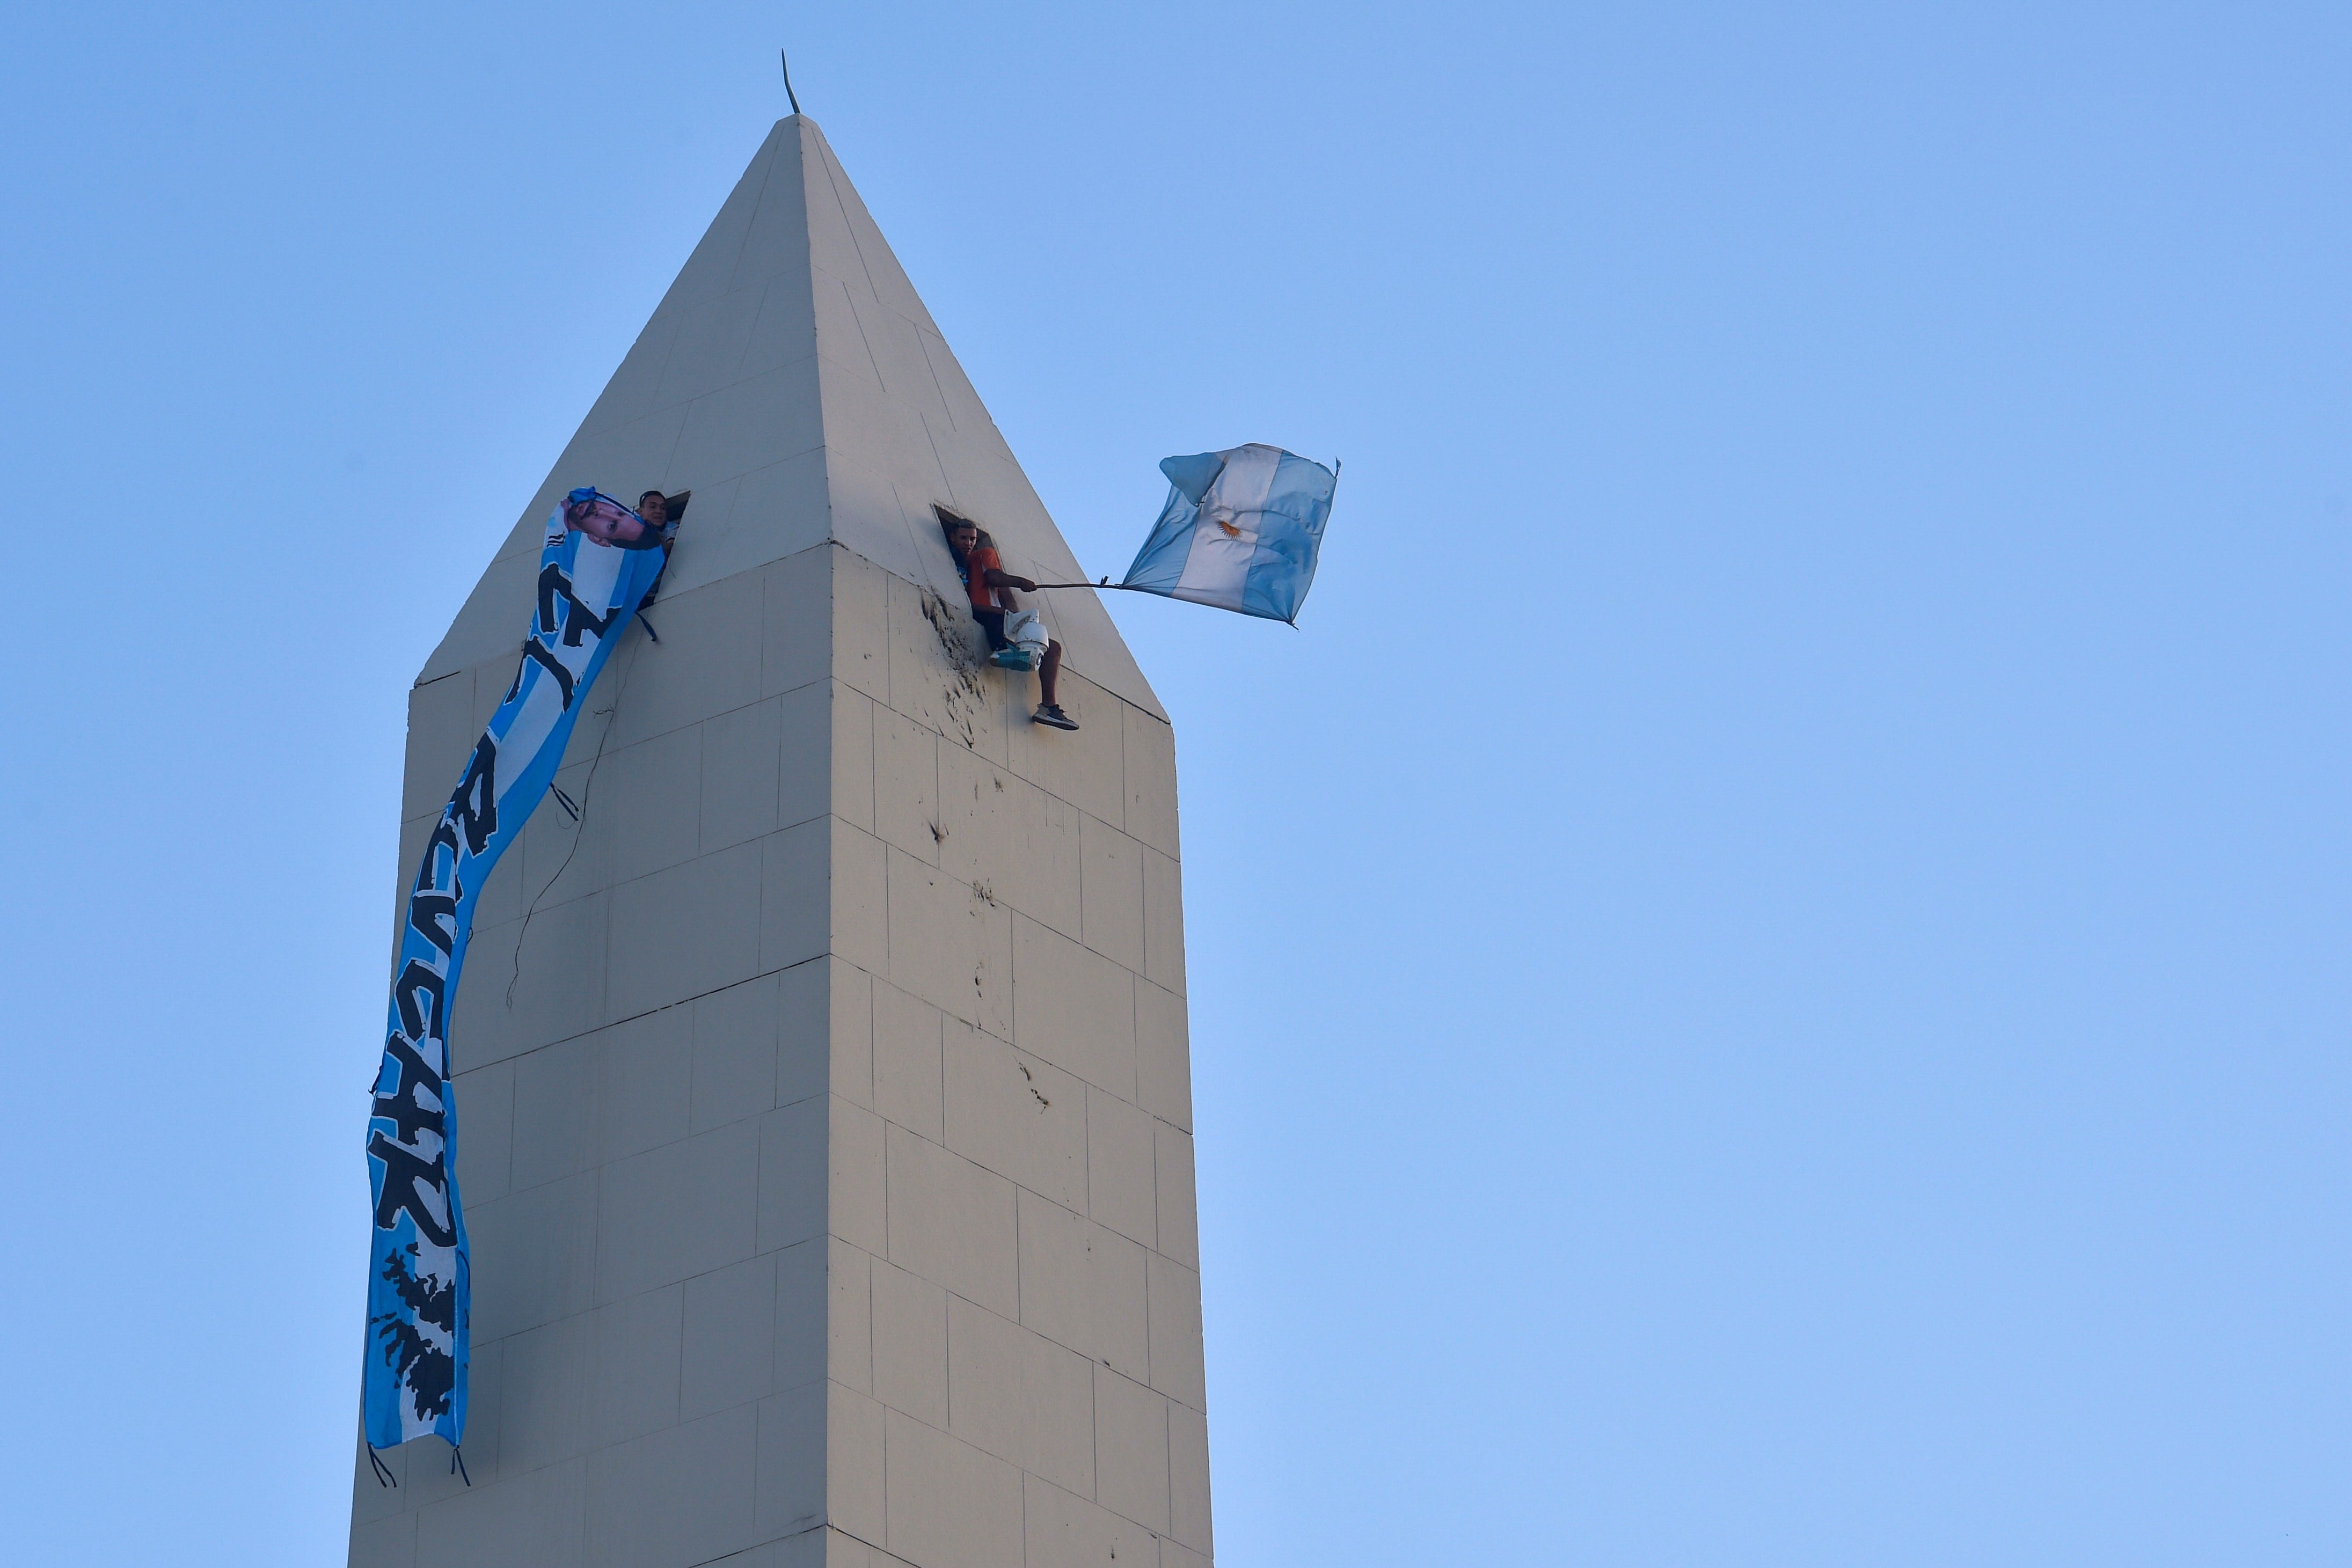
xmin=2 ymin=3 xmax=2346 ymax=1563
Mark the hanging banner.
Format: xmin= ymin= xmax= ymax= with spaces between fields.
xmin=363 ymin=489 xmax=670 ymax=1453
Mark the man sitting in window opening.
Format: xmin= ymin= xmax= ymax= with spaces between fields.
xmin=636 ymin=490 xmax=685 ymax=543
xmin=633 ymin=490 xmax=689 ymax=605
xmin=941 ymin=511 xmax=1078 ymax=731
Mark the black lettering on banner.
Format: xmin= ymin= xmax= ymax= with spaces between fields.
xmin=535 ymin=563 xmax=566 ymax=638
xmin=406 ymin=871 xmax=465 ymax=955
xmin=392 ymin=958 xmax=447 ymax=1047
xmin=371 ymin=1035 xmax=445 ymax=1145
xmin=411 ymin=818 xmax=459 ymax=897
xmin=539 ymin=563 xmax=619 ymax=647
xmin=368 ymin=1132 xmax=457 ymax=1246
xmin=517 ymin=635 xmax=578 ymax=710
xmin=449 ymin=736 xmax=499 ymax=856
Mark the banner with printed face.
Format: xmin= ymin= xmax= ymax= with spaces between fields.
xmin=363 ymin=490 xmax=670 ymax=1452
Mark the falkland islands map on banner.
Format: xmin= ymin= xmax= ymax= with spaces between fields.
xmin=362 ymin=490 xmax=669 ymax=1454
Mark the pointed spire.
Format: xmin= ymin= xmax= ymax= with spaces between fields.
xmin=422 ymin=116 xmax=1161 ymax=719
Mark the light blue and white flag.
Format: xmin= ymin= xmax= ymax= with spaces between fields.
xmin=1119 ymin=444 xmax=1337 ymax=624
xmin=363 ymin=489 xmax=669 ymax=1456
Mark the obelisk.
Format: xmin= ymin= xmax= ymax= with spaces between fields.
xmin=349 ymin=116 xmax=1212 ymax=1568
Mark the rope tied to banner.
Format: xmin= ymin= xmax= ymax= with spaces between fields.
xmin=505 ymin=625 xmax=651 ymax=1008
xmin=367 ymin=1446 xmax=398 ymax=1489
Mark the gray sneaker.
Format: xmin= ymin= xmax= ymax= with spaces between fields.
xmin=1032 ymin=704 xmax=1079 ymax=731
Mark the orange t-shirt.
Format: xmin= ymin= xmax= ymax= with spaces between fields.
xmin=959 ymin=546 xmax=1004 ymax=611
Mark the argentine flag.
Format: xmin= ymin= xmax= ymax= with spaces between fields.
xmin=1120 ymin=444 xmax=1336 ymax=624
